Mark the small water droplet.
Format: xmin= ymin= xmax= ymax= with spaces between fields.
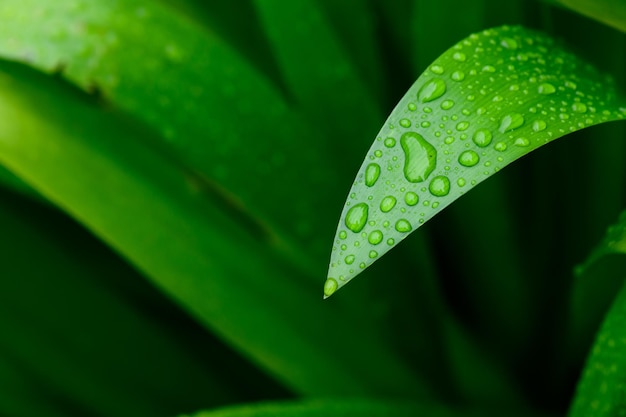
xmin=408 ymin=102 xmax=417 ymax=111
xmin=384 ymin=137 xmax=396 ymax=148
xmin=429 ymin=176 xmax=451 ymax=196
xmin=380 ymin=196 xmax=397 ymax=213
xmin=538 ymin=83 xmax=556 ymax=95
xmin=400 ymin=132 xmax=437 ymax=183
xmin=499 ymin=113 xmax=525 ymax=133
xmin=369 ymin=250 xmax=378 ymax=259
xmin=501 ymin=37 xmax=519 ymax=50
xmin=405 ymin=191 xmax=419 ymax=206
xmin=514 ymin=137 xmax=530 ymax=147
xmin=456 ymin=121 xmax=470 ymax=131
xmin=431 ymin=65 xmax=444 ymax=74
xmin=532 ymin=120 xmax=547 ymax=132
xmin=453 ymin=52 xmax=467 ymax=62
xmin=457 ymin=178 xmax=466 ymax=187
xmin=368 ymin=230 xmax=383 ymax=245
xmin=458 ymin=150 xmax=480 ymax=167
xmin=345 ymin=255 xmax=355 ymax=264
xmin=365 ymin=163 xmax=381 ymax=187
xmin=472 ymin=129 xmax=493 ymax=147
xmin=387 ymin=238 xmax=395 ymax=245
xmin=441 ymin=100 xmax=455 ymax=110
xmin=399 ymin=118 xmax=412 ymax=128
xmin=421 ymin=121 xmax=431 ymax=128
xmin=572 ymin=102 xmax=587 ymax=113
xmin=345 ymin=203 xmax=369 ymax=233
xmin=339 ymin=231 xmax=347 ymax=239
xmin=482 ymin=65 xmax=496 ymax=73
xmin=494 ymin=142 xmax=507 ymax=151
xmin=374 ymin=150 xmax=383 ymax=158
xmin=324 ymin=278 xmax=338 ymax=297
xmin=565 ymin=80 xmax=577 ymax=89
xmin=418 ymin=78 xmax=447 ymax=103
xmin=451 ymin=71 xmax=465 ymax=82
xmin=444 ymin=136 xmax=455 ymax=144
xmin=395 ymin=219 xmax=412 ymax=233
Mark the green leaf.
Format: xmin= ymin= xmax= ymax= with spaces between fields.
xmin=546 ymin=0 xmax=626 ymax=33
xmin=0 ymin=0 xmax=345 ymax=268
xmin=182 ymin=399 xmax=552 ymax=417
xmin=324 ymin=25 xmax=626 ymax=297
xmin=568 ymin=211 xmax=626 ymax=416
xmin=0 ymin=60 xmax=430 ymax=398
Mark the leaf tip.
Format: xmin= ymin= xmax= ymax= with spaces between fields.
xmin=323 ymin=277 xmax=338 ymax=299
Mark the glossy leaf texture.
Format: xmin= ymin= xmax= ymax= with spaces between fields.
xmin=569 ymin=210 xmax=626 ymax=416
xmin=325 ymin=25 xmax=626 ymax=297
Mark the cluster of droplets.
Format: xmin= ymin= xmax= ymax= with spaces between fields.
xmin=324 ymin=25 xmax=626 ymax=297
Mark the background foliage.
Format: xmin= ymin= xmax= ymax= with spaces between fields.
xmin=0 ymin=1 xmax=625 ymax=416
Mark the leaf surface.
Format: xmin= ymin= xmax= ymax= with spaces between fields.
xmin=325 ymin=25 xmax=626 ymax=297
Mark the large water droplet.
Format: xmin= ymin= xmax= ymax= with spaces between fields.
xmin=400 ymin=132 xmax=437 ymax=183
xmin=417 ymin=78 xmax=447 ymax=103
xmin=405 ymin=191 xmax=419 ymax=206
xmin=368 ymin=230 xmax=383 ymax=245
xmin=538 ymin=83 xmax=556 ymax=95
xmin=532 ymin=120 xmax=547 ymax=132
xmin=345 ymin=203 xmax=369 ymax=233
xmin=395 ymin=219 xmax=412 ymax=233
xmin=365 ymin=163 xmax=381 ymax=187
xmin=384 ymin=137 xmax=396 ymax=148
xmin=499 ymin=113 xmax=525 ymax=133
xmin=458 ymin=150 xmax=480 ymax=167
xmin=380 ymin=196 xmax=397 ymax=213
xmin=324 ymin=278 xmax=338 ymax=297
xmin=429 ymin=176 xmax=451 ymax=196
xmin=472 ymin=128 xmax=493 ymax=147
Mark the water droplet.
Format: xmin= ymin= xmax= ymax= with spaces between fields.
xmin=441 ymin=100 xmax=455 ymax=110
xmin=399 ymin=118 xmax=412 ymax=128
xmin=444 ymin=136 xmax=455 ymax=144
xmin=451 ymin=71 xmax=465 ymax=81
xmin=339 ymin=231 xmax=347 ymax=239
xmin=408 ymin=103 xmax=417 ymax=111
xmin=400 ymin=132 xmax=437 ymax=183
xmin=384 ymin=137 xmax=396 ymax=148
xmin=538 ymin=83 xmax=556 ymax=95
xmin=472 ymin=129 xmax=493 ymax=147
xmin=345 ymin=203 xmax=369 ymax=233
xmin=368 ymin=230 xmax=383 ymax=245
xmin=374 ymin=150 xmax=383 ymax=158
xmin=482 ymin=65 xmax=496 ymax=73
xmin=380 ymin=196 xmax=397 ymax=212
xmin=369 ymin=250 xmax=378 ymax=258
xmin=572 ymin=102 xmax=587 ymax=113
xmin=431 ymin=65 xmax=444 ymax=74
xmin=499 ymin=113 xmax=525 ymax=133
xmin=453 ymin=52 xmax=467 ymax=62
xmin=565 ymin=80 xmax=577 ymax=89
xmin=429 ymin=176 xmax=451 ymax=196
xmin=458 ymin=150 xmax=480 ymax=167
xmin=395 ymin=219 xmax=412 ymax=233
xmin=456 ymin=121 xmax=470 ymax=131
xmin=514 ymin=137 xmax=530 ymax=147
xmin=365 ymin=163 xmax=381 ymax=187
xmin=501 ymin=37 xmax=519 ymax=50
xmin=345 ymin=255 xmax=355 ymax=264
xmin=418 ymin=78 xmax=447 ymax=103
xmin=457 ymin=178 xmax=466 ymax=187
xmin=420 ymin=121 xmax=431 ymax=128
xmin=405 ymin=191 xmax=419 ymax=206
xmin=532 ymin=120 xmax=547 ymax=132
xmin=387 ymin=238 xmax=395 ymax=245
xmin=324 ymin=278 xmax=338 ymax=297
xmin=494 ymin=142 xmax=507 ymax=152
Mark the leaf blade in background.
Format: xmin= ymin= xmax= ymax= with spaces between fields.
xmin=545 ymin=0 xmax=626 ymax=33
xmin=324 ymin=25 xmax=626 ymax=297
xmin=0 ymin=60 xmax=431 ymax=399
xmin=568 ymin=211 xmax=626 ymax=416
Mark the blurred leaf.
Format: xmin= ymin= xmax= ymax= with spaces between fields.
xmin=546 ymin=0 xmax=626 ymax=33
xmin=0 ymin=0 xmax=345 ymax=268
xmin=324 ymin=25 xmax=626 ymax=297
xmin=0 ymin=60 xmax=430 ymax=398
xmin=568 ymin=211 xmax=626 ymax=416
xmin=182 ymin=399 xmax=553 ymax=417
